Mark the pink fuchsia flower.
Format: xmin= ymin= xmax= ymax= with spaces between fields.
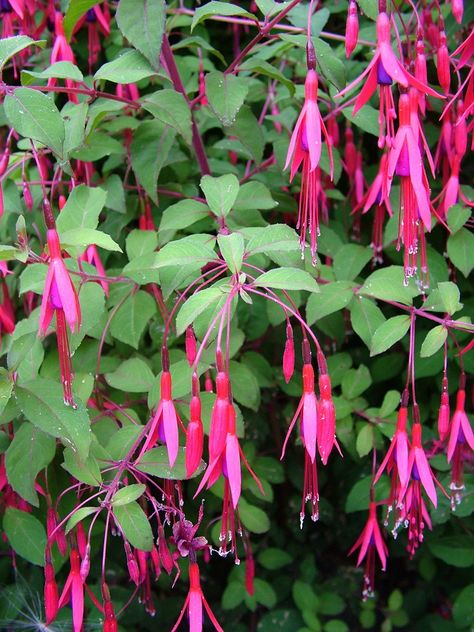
xmin=400 ymin=421 xmax=438 ymax=509
xmin=39 ymin=228 xmax=81 ymax=407
xmin=57 ymin=548 xmax=85 ymax=632
xmin=397 ymin=481 xmax=433 ymax=558
xmin=186 ymin=376 xmax=204 ymax=478
xmin=102 ymin=582 xmax=118 ymax=632
xmin=171 ymin=562 xmax=223 ymax=632
xmin=447 ymin=388 xmax=474 ymax=506
xmin=336 ymin=12 xmax=443 ymax=148
xmin=284 ymin=68 xmax=333 ymax=264
xmin=451 ymin=0 xmax=464 ymax=23
xmin=384 ymin=93 xmax=434 ymax=283
xmin=345 ymin=0 xmax=359 ymax=59
xmin=374 ymin=399 xmax=409 ymax=492
xmin=80 ymin=244 xmax=109 ymax=296
xmin=317 ymin=371 xmax=337 ymax=465
xmin=44 ymin=552 xmax=59 ymax=625
xmin=349 ymin=500 xmax=388 ymax=600
xmin=282 ymin=322 xmax=295 ymax=383
xmin=49 ymin=12 xmax=79 ymax=102
xmin=139 ymin=368 xmax=179 ymax=467
xmin=437 ymin=377 xmax=450 ymax=442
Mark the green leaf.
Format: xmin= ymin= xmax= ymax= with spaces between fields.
xmin=447 ymin=204 xmax=471 ymax=233
xmin=333 ymin=244 xmax=373 ymax=281
xmin=453 ymin=584 xmax=474 ymax=629
xmin=3 ymin=508 xmax=46 ymax=566
xmin=4 ymin=88 xmax=65 ymax=158
xmin=229 ymin=105 xmax=264 ymax=163
xmin=21 ymin=61 xmax=84 ymax=85
xmin=0 ymin=370 xmax=14 ymax=416
xmin=437 ymin=282 xmax=462 ymax=315
xmin=319 ymin=593 xmax=345 ymax=616
xmin=112 ymin=483 xmax=146 ymax=507
xmin=360 ymin=266 xmax=421 ymax=305
xmin=222 ymin=582 xmax=245 ymax=610
xmin=15 ymin=378 xmax=91 ymax=460
xmin=109 ymin=291 xmax=156 ymax=349
xmin=240 ymin=58 xmax=295 ymax=96
xmin=192 ymin=2 xmax=254 ymax=30
xmin=379 ymin=390 xmax=400 ymax=418
xmin=5 ymin=422 xmax=56 ymax=506
xmin=141 ymin=89 xmax=192 ymax=144
xmin=116 ymin=0 xmax=166 ymax=70
xmin=258 ymin=548 xmax=292 ymax=570
xmin=238 ymin=498 xmax=270 ymax=533
xmin=306 ymin=282 xmax=353 ymax=324
xmin=60 ymin=228 xmax=122 ymax=252
xmin=63 ymin=101 xmax=88 ymax=154
xmin=63 ymin=0 xmax=99 ymax=40
xmin=246 ymin=224 xmax=299 ymax=256
xmin=341 ymin=365 xmax=372 ymax=399
xmin=229 ymin=360 xmax=260 ymax=411
xmin=62 ymin=446 xmax=102 ymax=486
xmin=447 ymin=228 xmax=474 ymax=277
xmin=56 ymin=185 xmax=107 ymax=234
xmin=342 ymin=105 xmax=379 ymax=137
xmin=105 ymin=358 xmax=155 ymax=392
xmin=350 ymin=296 xmax=386 ymax=348
xmin=200 ymin=174 xmax=240 ymax=217
xmin=113 ymin=501 xmax=153 ymax=551
xmin=70 ymin=283 xmax=106 ymax=353
xmin=205 ymin=71 xmax=249 ymax=126
xmin=429 ymin=536 xmax=474 ymax=568
xmin=345 ymin=475 xmax=390 ymax=512
xmin=293 ymin=581 xmax=318 ymax=612
xmin=126 ymin=230 xmax=158 ymax=260
xmin=254 ymin=268 xmax=319 ymax=293
xmin=420 ymin=325 xmax=448 ymax=358
xmin=176 ymin=286 xmax=227 ymax=336
xmin=159 ymin=200 xmax=209 ymax=233
xmin=65 ymin=506 xmax=98 ymax=534
xmin=356 ymin=424 xmax=373 ymax=457
xmin=356 ymin=0 xmax=378 ymax=19
xmin=0 ymin=36 xmax=45 ymax=70
xmin=94 ymin=50 xmax=156 ymax=84
xmin=218 ymin=233 xmax=244 ymax=274
xmin=156 ymin=235 xmax=218 ymax=268
xmin=313 ymin=38 xmax=346 ymax=90
xmin=131 ymin=121 xmax=176 ymax=203
xmin=370 ymin=315 xmax=411 ymax=356
xmin=135 ymin=446 xmax=205 ymax=480
xmin=234 ymin=182 xmax=277 ymax=211
xmin=123 ymin=253 xmax=160 ymax=285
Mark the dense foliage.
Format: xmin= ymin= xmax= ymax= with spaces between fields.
xmin=0 ymin=1 xmax=473 ymax=631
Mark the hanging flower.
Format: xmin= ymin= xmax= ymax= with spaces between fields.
xmin=447 ymin=387 xmax=474 ymax=506
xmin=171 ymin=562 xmax=223 ymax=632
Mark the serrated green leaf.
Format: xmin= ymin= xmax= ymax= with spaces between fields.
xmin=94 ymin=50 xmax=156 ymax=83
xmin=109 ymin=291 xmax=156 ymax=349
xmin=116 ymin=0 xmax=165 ymax=70
xmin=141 ymin=89 xmax=192 ymax=144
xmin=205 ymin=71 xmax=248 ymax=127
xmin=200 ymin=174 xmax=240 ymax=217
xmin=56 ymin=185 xmax=107 ymax=234
xmin=254 ymin=268 xmax=319 ymax=293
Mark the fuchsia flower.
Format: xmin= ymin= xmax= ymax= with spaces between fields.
xmin=374 ymin=400 xmax=409 ymax=493
xmin=186 ymin=376 xmax=204 ymax=478
xmin=317 ymin=370 xmax=337 ymax=465
xmin=102 ymin=583 xmax=118 ymax=632
xmin=384 ymin=93 xmax=434 ymax=283
xmin=336 ymin=12 xmax=442 ymax=148
xmin=80 ymin=244 xmax=109 ymax=296
xmin=437 ymin=378 xmax=450 ymax=442
xmin=57 ymin=549 xmax=85 ymax=632
xmin=349 ymin=500 xmax=388 ymax=600
xmin=282 ymin=323 xmax=295 ymax=383
xmin=447 ymin=388 xmax=474 ymax=505
xmin=49 ymin=12 xmax=79 ymax=102
xmin=171 ymin=562 xmax=223 ymax=632
xmin=284 ymin=68 xmax=333 ymax=264
xmin=345 ymin=0 xmax=359 ymax=59
xmin=39 ymin=228 xmax=81 ymax=406
xmin=44 ymin=553 xmax=59 ymax=625
xmin=139 ymin=368 xmax=179 ymax=467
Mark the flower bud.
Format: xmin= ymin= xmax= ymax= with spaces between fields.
xmin=436 ymin=31 xmax=450 ymax=94
xmin=185 ymin=326 xmax=197 ymax=366
xmin=451 ymin=0 xmax=463 ymax=23
xmin=345 ymin=0 xmax=359 ymax=59
xmin=438 ymin=390 xmax=450 ymax=441
xmin=282 ymin=323 xmax=295 ymax=383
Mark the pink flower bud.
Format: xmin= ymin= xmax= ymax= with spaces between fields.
xmin=438 ymin=390 xmax=450 ymax=441
xmin=345 ymin=0 xmax=359 ymax=59
xmin=186 ymin=395 xmax=204 ymax=478
xmin=80 ymin=545 xmax=90 ymax=581
xmin=158 ymin=526 xmax=174 ymax=575
xmin=125 ymin=543 xmax=140 ymax=585
xmin=437 ymin=32 xmax=450 ymax=94
xmin=58 ymin=194 xmax=67 ymax=210
xmin=185 ymin=326 xmax=197 ymax=366
xmin=0 ymin=150 xmax=9 ymax=177
xmin=282 ymin=324 xmax=295 ymax=383
xmin=451 ymin=0 xmax=463 ymax=23
xmin=23 ymin=182 xmax=33 ymax=211
xmin=454 ymin=101 xmax=467 ymax=158
xmin=245 ymin=554 xmax=255 ymax=596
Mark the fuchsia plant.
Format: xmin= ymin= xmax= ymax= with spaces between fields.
xmin=0 ymin=0 xmax=473 ymax=630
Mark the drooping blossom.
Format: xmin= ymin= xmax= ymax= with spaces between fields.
xmin=186 ymin=374 xmax=204 ymax=478
xmin=44 ymin=551 xmax=59 ymax=625
xmin=437 ymin=377 xmax=450 ymax=441
xmin=349 ymin=500 xmax=388 ymax=600
xmin=374 ymin=396 xmax=409 ymax=494
xmin=447 ymin=387 xmax=474 ymax=507
xmin=138 ymin=359 xmax=179 ymax=467
xmin=284 ymin=63 xmax=333 ymax=264
xmin=171 ymin=562 xmax=223 ymax=632
xmin=102 ymin=582 xmax=118 ymax=632
xmin=336 ymin=12 xmax=442 ymax=148
xmin=317 ymin=353 xmax=337 ymax=465
xmin=384 ymin=93 xmax=434 ymax=284
xmin=80 ymin=244 xmax=109 ymax=296
xmin=49 ymin=12 xmax=79 ymax=102
xmin=57 ymin=548 xmax=85 ymax=632
xmin=74 ymin=4 xmax=111 ymax=72
xmin=282 ymin=322 xmax=295 ymax=383
xmin=39 ymin=227 xmax=81 ymax=407
xmin=345 ymin=0 xmax=359 ymax=59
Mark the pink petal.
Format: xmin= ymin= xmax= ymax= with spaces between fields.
xmin=395 ymin=431 xmax=409 ymax=488
xmin=304 ymin=102 xmax=322 ymax=172
xmin=447 ymin=411 xmax=462 ymax=462
xmin=225 ymin=434 xmax=241 ymax=508
xmin=407 ymin=137 xmax=432 ymax=230
xmin=380 ymin=45 xmax=408 ymax=87
xmin=189 ymin=589 xmax=203 ymax=632
xmin=302 ymin=392 xmax=317 ymax=463
xmin=71 ymin=576 xmax=84 ymax=632
xmin=415 ymin=448 xmax=437 ymax=507
xmin=284 ymin=107 xmax=306 ymax=171
xmin=39 ymin=265 xmax=55 ymax=335
xmin=460 ymin=413 xmax=474 ymax=452
xmin=202 ymin=594 xmax=224 ymax=632
xmin=374 ymin=438 xmax=395 ymax=484
xmin=163 ymin=400 xmax=179 ymax=467
xmin=372 ymin=522 xmax=388 ymax=570
xmin=336 ymin=53 xmax=379 ymax=99
xmin=209 ymin=399 xmax=228 ymax=461
xmin=357 ymin=523 xmax=373 ymax=567
xmin=53 ymin=260 xmax=80 ymax=332
xmin=281 ymin=399 xmax=303 ymax=460
xmin=352 ymin=64 xmax=378 ymax=114
xmin=387 ymin=129 xmax=408 ymax=177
